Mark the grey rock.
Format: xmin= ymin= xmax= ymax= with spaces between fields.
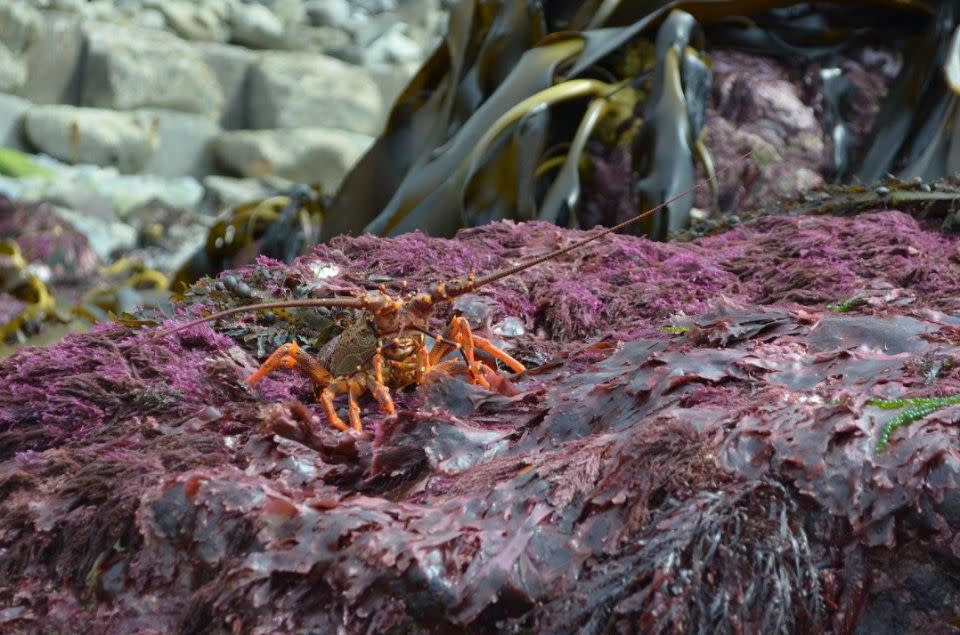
xmin=159 ymin=2 xmax=231 ymax=42
xmin=0 ymin=42 xmax=27 ymax=93
xmin=138 ymin=109 xmax=222 ymax=178
xmin=367 ymin=61 xmax=416 ymax=107
xmin=48 ymin=0 xmax=86 ymax=11
xmin=81 ymin=23 xmax=224 ymax=118
xmin=202 ymin=174 xmax=271 ymax=210
xmin=0 ymin=2 xmax=42 ymax=55
xmin=287 ymin=24 xmax=352 ymax=54
xmin=0 ymin=93 xmax=31 ymax=150
xmin=248 ymin=52 xmax=383 ymax=134
xmin=51 ymin=203 xmax=137 ymax=261
xmin=214 ymin=127 xmax=374 ymax=192
xmin=82 ymin=0 xmax=120 ymax=22
xmin=230 ymin=2 xmax=286 ymax=49
xmin=365 ymin=23 xmax=424 ymax=64
xmin=305 ymin=0 xmax=351 ymax=30
xmin=16 ymin=10 xmax=85 ymax=105
xmin=24 ymin=105 xmax=158 ymax=174
xmin=193 ymin=41 xmax=256 ymax=129
xmin=354 ymin=12 xmax=398 ymax=47
xmin=260 ymin=0 xmax=306 ymax=26
xmin=134 ymin=8 xmax=168 ymax=30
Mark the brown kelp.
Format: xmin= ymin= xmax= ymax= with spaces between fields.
xmin=324 ymin=0 xmax=944 ymax=241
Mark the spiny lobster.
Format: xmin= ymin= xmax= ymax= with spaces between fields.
xmin=154 ymin=155 xmax=748 ymax=432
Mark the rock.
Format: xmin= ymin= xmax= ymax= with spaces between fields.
xmin=261 ymin=0 xmax=306 ymax=26
xmin=305 ymin=0 xmax=352 ymax=30
xmin=48 ymin=0 xmax=86 ymax=11
xmin=364 ymin=23 xmax=424 ymax=65
xmin=214 ymin=127 xmax=374 ymax=191
xmin=0 ymin=42 xmax=26 ymax=93
xmin=134 ymin=8 xmax=167 ymax=30
xmin=50 ymin=203 xmax=137 ymax=261
xmin=138 ymin=109 xmax=222 ymax=178
xmin=24 ymin=105 xmax=158 ymax=174
xmin=193 ymin=42 xmax=256 ymax=129
xmin=229 ymin=2 xmax=286 ymax=49
xmin=81 ymin=23 xmax=224 ymax=118
xmin=248 ymin=52 xmax=384 ymax=134
xmin=0 ymin=94 xmax=30 ymax=150
xmin=367 ymin=62 xmax=416 ymax=106
xmin=0 ymin=2 xmax=42 ymax=55
xmin=158 ymin=2 xmax=231 ymax=42
xmin=15 ymin=10 xmax=85 ymax=105
xmin=202 ymin=174 xmax=272 ymax=210
xmin=286 ymin=24 xmax=352 ymax=55
xmin=81 ymin=0 xmax=120 ymax=22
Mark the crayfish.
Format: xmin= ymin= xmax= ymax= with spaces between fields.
xmin=154 ymin=156 xmax=746 ymax=431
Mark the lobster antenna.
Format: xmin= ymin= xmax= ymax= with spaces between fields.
xmin=152 ymin=297 xmax=364 ymax=337
xmin=460 ymin=150 xmax=752 ymax=293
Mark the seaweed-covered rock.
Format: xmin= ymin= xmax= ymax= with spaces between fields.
xmin=2 ymin=211 xmax=960 ymax=632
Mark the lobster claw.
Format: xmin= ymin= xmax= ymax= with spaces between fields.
xmin=247 ymin=342 xmax=301 ymax=384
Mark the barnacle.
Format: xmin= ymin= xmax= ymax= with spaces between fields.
xmin=868 ymin=394 xmax=960 ymax=451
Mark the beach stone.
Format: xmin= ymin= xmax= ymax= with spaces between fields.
xmin=230 ymin=2 xmax=286 ymax=49
xmin=0 ymin=94 xmax=30 ymax=150
xmin=0 ymin=42 xmax=26 ymax=93
xmin=0 ymin=2 xmax=42 ymax=55
xmin=13 ymin=10 xmax=84 ymax=105
xmin=81 ymin=23 xmax=223 ymax=118
xmin=248 ymin=52 xmax=383 ymax=134
xmin=193 ymin=41 xmax=256 ymax=129
xmin=158 ymin=1 xmax=231 ymax=42
xmin=305 ymin=0 xmax=352 ymax=30
xmin=202 ymin=174 xmax=272 ymax=209
xmin=138 ymin=109 xmax=221 ymax=178
xmin=24 ymin=105 xmax=157 ymax=174
xmin=364 ymin=23 xmax=424 ymax=64
xmin=214 ymin=127 xmax=374 ymax=191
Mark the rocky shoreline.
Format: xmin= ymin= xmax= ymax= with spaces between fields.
xmin=1 ymin=0 xmax=450 ymax=216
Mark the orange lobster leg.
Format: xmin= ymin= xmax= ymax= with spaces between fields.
xmin=448 ymin=317 xmax=490 ymax=389
xmin=471 ymin=335 xmax=526 ymax=373
xmin=319 ymin=386 xmax=349 ymax=432
xmin=247 ymin=341 xmax=333 ymax=386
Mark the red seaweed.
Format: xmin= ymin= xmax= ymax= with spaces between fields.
xmin=2 ymin=211 xmax=960 ymax=632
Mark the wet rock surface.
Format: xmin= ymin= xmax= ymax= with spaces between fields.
xmin=2 ymin=211 xmax=959 ymax=632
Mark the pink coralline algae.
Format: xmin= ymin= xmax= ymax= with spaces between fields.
xmin=2 ymin=210 xmax=960 ymax=633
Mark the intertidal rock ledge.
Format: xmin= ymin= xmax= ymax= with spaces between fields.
xmin=2 ymin=212 xmax=960 ymax=633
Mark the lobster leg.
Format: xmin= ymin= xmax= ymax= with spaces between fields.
xmin=347 ymin=390 xmax=362 ymax=432
xmin=247 ymin=341 xmax=333 ymax=386
xmin=471 ymin=335 xmax=526 ymax=373
xmin=319 ymin=386 xmax=350 ymax=432
xmin=447 ymin=316 xmax=490 ymax=389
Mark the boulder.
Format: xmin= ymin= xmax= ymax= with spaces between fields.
xmin=193 ymin=41 xmax=256 ymax=129
xmin=229 ymin=2 xmax=286 ymax=49
xmin=248 ymin=52 xmax=383 ymax=134
xmin=24 ymin=105 xmax=158 ymax=174
xmin=214 ymin=127 xmax=374 ymax=191
xmin=0 ymin=2 xmax=42 ymax=55
xmin=305 ymin=0 xmax=353 ymax=30
xmin=364 ymin=23 xmax=424 ymax=65
xmin=157 ymin=1 xmax=231 ymax=42
xmin=81 ymin=23 xmax=224 ymax=118
xmin=201 ymin=174 xmax=272 ymax=209
xmin=138 ymin=109 xmax=222 ymax=178
xmin=15 ymin=10 xmax=85 ymax=105
xmin=0 ymin=42 xmax=26 ymax=93
xmin=3 ymin=213 xmax=960 ymax=632
xmin=0 ymin=93 xmax=30 ymax=151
